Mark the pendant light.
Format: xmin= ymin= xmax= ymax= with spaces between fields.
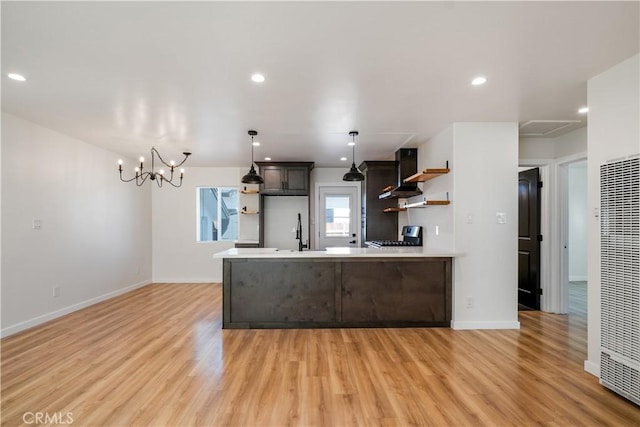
xmin=241 ymin=130 xmax=264 ymax=184
xmin=342 ymin=131 xmax=364 ymax=181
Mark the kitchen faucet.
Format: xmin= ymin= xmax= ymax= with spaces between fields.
xmin=296 ymin=213 xmax=307 ymax=252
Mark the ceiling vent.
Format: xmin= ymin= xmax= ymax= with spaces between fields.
xmin=519 ymin=120 xmax=582 ymax=137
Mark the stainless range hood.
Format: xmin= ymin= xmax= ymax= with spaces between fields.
xmin=378 ymin=148 xmax=423 ymax=199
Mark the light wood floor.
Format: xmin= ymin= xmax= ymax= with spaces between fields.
xmin=2 ymin=284 xmax=639 ymax=427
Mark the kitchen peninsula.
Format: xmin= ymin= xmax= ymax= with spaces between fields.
xmin=215 ymin=247 xmax=454 ymax=329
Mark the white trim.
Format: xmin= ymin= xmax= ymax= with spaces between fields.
xmin=519 ymin=158 xmax=555 ymax=166
xmin=584 ymin=360 xmax=600 ymax=378
xmin=0 ymin=280 xmax=151 ymax=338
xmin=569 ymin=276 xmax=588 ymax=282
xmin=538 ymin=165 xmax=552 ymax=312
xmin=555 ymin=161 xmax=569 ymax=314
xmin=451 ymin=320 xmax=521 ymax=330
xmin=151 ymin=278 xmax=218 ymax=284
xmin=557 ymin=151 xmax=589 ymax=165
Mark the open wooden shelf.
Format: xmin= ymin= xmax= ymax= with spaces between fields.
xmin=403 ymin=200 xmax=450 ymax=209
xmin=240 ymin=189 xmax=259 ymax=194
xmin=383 ymin=207 xmax=407 ymax=213
xmin=241 ymin=210 xmax=259 ymax=215
xmin=403 ymin=168 xmax=450 ymax=183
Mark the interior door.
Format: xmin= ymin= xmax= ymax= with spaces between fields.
xmin=518 ymin=168 xmax=542 ymax=310
xmin=318 ymin=186 xmax=359 ymax=249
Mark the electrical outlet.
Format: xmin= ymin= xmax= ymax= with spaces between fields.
xmin=466 ymin=296 xmax=474 ymax=308
xmin=496 ymin=212 xmax=507 ymax=224
xmin=52 ymin=286 xmax=60 ymax=297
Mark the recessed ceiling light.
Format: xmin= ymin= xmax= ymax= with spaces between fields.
xmin=8 ymin=73 xmax=26 ymax=82
xmin=264 ymin=157 xmax=271 ymax=161
xmin=251 ymin=73 xmax=265 ymax=83
xmin=471 ymin=76 xmax=487 ymax=86
xmin=578 ymin=107 xmax=589 ymax=114
xmin=252 ymin=141 xmax=260 ymax=146
xmin=340 ymin=157 xmax=348 ymax=161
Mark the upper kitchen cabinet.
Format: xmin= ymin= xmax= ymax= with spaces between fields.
xmin=256 ymin=162 xmax=314 ymax=196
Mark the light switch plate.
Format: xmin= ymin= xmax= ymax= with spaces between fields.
xmin=496 ymin=212 xmax=507 ymax=224
xmin=32 ymin=219 xmax=42 ymax=230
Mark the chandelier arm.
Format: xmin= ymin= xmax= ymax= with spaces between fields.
xmin=119 ymin=172 xmax=139 ymax=183
xmin=172 ymin=153 xmax=191 ymax=168
xmin=136 ymin=171 xmax=151 ymax=186
xmin=151 ymin=147 xmax=191 ymax=168
xmin=162 ymin=176 xmax=184 ymax=188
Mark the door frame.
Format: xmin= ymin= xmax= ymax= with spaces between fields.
xmin=313 ymin=182 xmax=361 ymax=250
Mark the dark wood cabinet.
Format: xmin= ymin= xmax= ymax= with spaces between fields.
xmin=256 ymin=162 xmax=313 ymax=196
xmin=359 ymin=161 xmax=398 ymax=244
xmin=222 ymin=256 xmax=452 ymax=329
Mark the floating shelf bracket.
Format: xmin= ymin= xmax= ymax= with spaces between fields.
xmin=403 ymin=192 xmax=450 ymax=208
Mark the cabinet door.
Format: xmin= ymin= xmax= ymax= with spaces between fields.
xmin=284 ymin=167 xmax=309 ymax=195
xmin=261 ymin=166 xmax=285 ymax=194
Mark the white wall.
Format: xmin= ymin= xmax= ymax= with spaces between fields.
xmin=410 ymin=123 xmax=519 ymax=329
xmin=152 ymin=167 xmax=247 ymax=283
xmin=555 ymin=127 xmax=588 ymax=159
xmin=586 ymin=54 xmax=640 ymax=377
xmin=263 ymin=196 xmax=309 ymax=250
xmin=519 ymin=126 xmax=587 ymax=161
xmin=451 ymin=123 xmax=520 ymax=329
xmin=1 ymin=113 xmax=152 ymax=337
xmin=519 ymin=137 xmax=556 ymax=160
xmin=402 ymin=125 xmax=454 ymax=251
xmin=568 ymin=162 xmax=588 ymax=281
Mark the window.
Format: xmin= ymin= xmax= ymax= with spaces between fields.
xmin=324 ymin=195 xmax=351 ymax=237
xmin=197 ymin=187 xmax=239 ymax=241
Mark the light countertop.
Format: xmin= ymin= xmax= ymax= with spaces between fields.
xmin=215 ymin=247 xmax=458 ymax=259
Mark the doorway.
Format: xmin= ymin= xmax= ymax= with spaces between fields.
xmin=317 ymin=185 xmax=359 ymax=250
xmin=566 ymin=160 xmax=588 ymax=327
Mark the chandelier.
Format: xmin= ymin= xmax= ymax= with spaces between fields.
xmin=118 ymin=147 xmax=191 ymax=187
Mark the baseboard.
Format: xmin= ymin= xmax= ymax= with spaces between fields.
xmin=584 ymin=360 xmax=600 ymax=378
xmin=150 ymin=279 xmax=219 ymax=284
xmin=569 ymin=275 xmax=588 ymax=282
xmin=451 ymin=320 xmax=521 ymax=330
xmin=1 ymin=279 xmax=151 ymax=338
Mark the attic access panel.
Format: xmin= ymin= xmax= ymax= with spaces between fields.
xmin=519 ymin=120 xmax=582 ymax=137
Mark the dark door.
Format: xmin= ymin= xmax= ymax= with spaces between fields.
xmin=518 ymin=168 xmax=541 ymax=309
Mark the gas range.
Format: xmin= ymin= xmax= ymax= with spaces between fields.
xmin=365 ymin=225 xmax=422 ymax=248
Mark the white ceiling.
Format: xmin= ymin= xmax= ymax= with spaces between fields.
xmin=2 ymin=2 xmax=638 ymax=167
